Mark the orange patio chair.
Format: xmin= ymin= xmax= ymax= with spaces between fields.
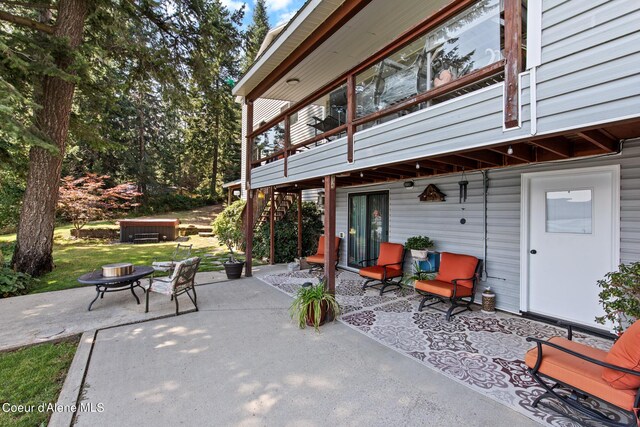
xmin=306 ymin=235 xmax=341 ymax=273
xmin=525 ymin=321 xmax=640 ymax=426
xmin=359 ymin=242 xmax=405 ymax=295
xmin=414 ymin=252 xmax=481 ymax=321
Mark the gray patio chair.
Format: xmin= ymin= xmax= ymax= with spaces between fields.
xmin=152 ymin=243 xmax=193 ymax=274
xmin=145 ymin=257 xmax=201 ymax=316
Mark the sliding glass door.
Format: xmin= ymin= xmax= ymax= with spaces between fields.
xmin=348 ymin=192 xmax=389 ymax=268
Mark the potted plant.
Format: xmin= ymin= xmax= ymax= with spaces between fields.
xmin=289 ymin=281 xmax=341 ymax=331
xmin=595 ymin=261 xmax=640 ymax=334
xmin=402 ymin=260 xmax=435 ymax=287
xmin=405 ymin=235 xmax=434 ymax=259
xmin=211 ymin=200 xmax=246 ymax=279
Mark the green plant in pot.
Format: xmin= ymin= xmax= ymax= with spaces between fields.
xmin=405 ymin=235 xmax=434 ymax=259
xmin=595 ymin=261 xmax=640 ymax=334
xmin=290 ymin=280 xmax=341 ymax=331
xmin=212 ymin=200 xmax=246 ymax=279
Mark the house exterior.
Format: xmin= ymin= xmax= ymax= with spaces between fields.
xmin=233 ymin=0 xmax=640 ymax=332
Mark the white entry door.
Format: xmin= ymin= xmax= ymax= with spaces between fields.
xmin=523 ymin=166 xmax=619 ymax=329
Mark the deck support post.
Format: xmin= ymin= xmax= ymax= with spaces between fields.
xmin=269 ymin=187 xmax=275 ymax=264
xmin=504 ymin=0 xmax=523 ymax=128
xmin=244 ymin=99 xmax=254 ymax=277
xmin=324 ymin=175 xmax=337 ymax=295
xmin=297 ymin=192 xmax=303 ymax=259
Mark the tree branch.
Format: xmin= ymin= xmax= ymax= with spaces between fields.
xmin=1 ymin=1 xmax=58 ymax=9
xmin=0 ymin=10 xmax=55 ymax=33
xmin=123 ymin=0 xmax=174 ymax=35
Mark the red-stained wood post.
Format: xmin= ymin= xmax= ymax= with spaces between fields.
xmin=323 ymin=175 xmax=337 ymax=294
xmin=269 ymin=187 xmax=275 ymax=264
xmin=504 ymin=0 xmax=523 ymax=129
xmin=297 ymin=191 xmax=303 ymax=259
xmin=244 ymin=99 xmax=254 ymax=277
xmin=347 ymin=74 xmax=356 ymax=163
xmin=284 ymin=115 xmax=290 ymax=177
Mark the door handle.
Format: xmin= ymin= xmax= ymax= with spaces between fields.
xmin=530 ymin=249 xmax=537 ymax=254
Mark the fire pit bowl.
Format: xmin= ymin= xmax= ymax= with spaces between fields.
xmin=102 ymin=263 xmax=134 ymax=277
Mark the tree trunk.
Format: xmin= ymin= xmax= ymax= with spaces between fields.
xmin=137 ymin=89 xmax=146 ymax=195
xmin=11 ymin=0 xmax=87 ymax=276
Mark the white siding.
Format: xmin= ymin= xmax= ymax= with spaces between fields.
xmin=335 ymin=139 xmax=640 ymax=313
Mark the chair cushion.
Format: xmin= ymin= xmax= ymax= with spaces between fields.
xmin=525 ymin=337 xmax=637 ymax=411
xmin=359 ymin=266 xmax=403 ymax=281
xmin=602 ymin=320 xmax=640 ymax=389
xmin=435 ymin=252 xmax=478 ymax=288
xmin=377 ymin=242 xmax=404 ymax=267
xmin=414 ymin=279 xmax=473 ymax=298
xmin=316 ymin=236 xmax=326 ymax=256
xmin=306 ymin=254 xmax=325 ymax=265
xmin=146 ymin=277 xmax=173 ymax=295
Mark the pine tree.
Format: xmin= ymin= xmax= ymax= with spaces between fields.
xmin=242 ymin=0 xmax=270 ymax=73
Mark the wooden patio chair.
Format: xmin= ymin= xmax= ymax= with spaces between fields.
xmin=414 ymin=252 xmax=481 ymax=321
xmin=145 ymin=257 xmax=201 ymax=316
xmin=306 ymin=235 xmax=341 ymax=273
xmin=152 ymin=243 xmax=193 ymax=274
xmin=525 ymin=320 xmax=640 ymax=426
xmin=359 ymin=242 xmax=405 ymax=295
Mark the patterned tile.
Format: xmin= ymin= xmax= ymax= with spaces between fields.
xmin=258 ymin=271 xmax=632 ymax=426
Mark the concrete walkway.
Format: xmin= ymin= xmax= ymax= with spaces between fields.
xmin=0 ymin=270 xmax=228 ymax=351
xmin=71 ymin=271 xmax=538 ymax=427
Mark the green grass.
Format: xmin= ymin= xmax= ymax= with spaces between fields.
xmin=0 ymin=339 xmax=78 ymax=427
xmin=0 ymin=215 xmax=243 ymax=294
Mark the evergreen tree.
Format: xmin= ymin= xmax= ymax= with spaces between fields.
xmin=242 ymin=0 xmax=270 ymax=73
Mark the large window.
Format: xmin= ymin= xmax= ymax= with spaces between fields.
xmin=355 ymin=0 xmax=503 ymax=118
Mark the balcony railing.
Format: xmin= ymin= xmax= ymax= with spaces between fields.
xmin=249 ymin=0 xmax=524 ymax=170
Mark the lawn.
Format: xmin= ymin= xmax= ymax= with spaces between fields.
xmin=0 ymin=207 xmax=243 ymax=294
xmin=0 ymin=338 xmax=78 ymax=427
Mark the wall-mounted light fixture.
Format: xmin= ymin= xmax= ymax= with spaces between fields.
xmin=317 ymin=190 xmax=325 ymax=207
xmin=404 ymin=181 xmax=415 ymax=190
xmin=286 ymin=78 xmax=300 ymax=86
xmin=257 ymin=190 xmax=265 ymax=200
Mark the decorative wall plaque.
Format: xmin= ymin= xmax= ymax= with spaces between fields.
xmin=418 ymin=184 xmax=446 ymax=202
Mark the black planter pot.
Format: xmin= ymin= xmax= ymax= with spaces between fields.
xmin=223 ymin=261 xmax=245 ymax=279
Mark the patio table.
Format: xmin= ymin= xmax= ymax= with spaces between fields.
xmin=78 ymin=266 xmax=154 ymax=311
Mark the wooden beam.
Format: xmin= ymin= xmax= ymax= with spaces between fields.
xmin=531 ymin=138 xmax=573 ymax=158
xmin=504 ymin=0 xmax=523 ymax=128
xmin=489 ymin=144 xmax=534 ymax=163
xmin=297 ymin=193 xmax=302 ymax=259
xmin=577 ymin=130 xmax=619 ymax=152
xmin=430 ymin=155 xmax=479 ymax=170
xmin=244 ymin=100 xmax=254 ymax=277
xmin=269 ymin=187 xmax=275 ymax=265
xmin=347 ymin=74 xmax=356 ymax=163
xmin=324 ymin=175 xmax=337 ymax=295
xmin=415 ymin=159 xmax=453 ymax=173
xmin=283 ymin=115 xmax=290 ymax=177
xmin=247 ymin=0 xmax=373 ymax=101
xmin=457 ymin=150 xmax=503 ymax=166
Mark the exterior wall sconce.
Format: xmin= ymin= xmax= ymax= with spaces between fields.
xmin=404 ymin=181 xmax=414 ymax=190
xmin=317 ymin=190 xmax=325 ymax=207
xmin=257 ymin=190 xmax=265 ymax=200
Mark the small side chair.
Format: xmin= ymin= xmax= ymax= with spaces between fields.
xmin=145 ymin=257 xmax=201 ymax=316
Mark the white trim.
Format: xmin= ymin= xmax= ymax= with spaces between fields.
xmin=519 ymin=165 xmax=621 ymax=314
xmin=529 ymin=67 xmax=538 ymax=136
xmin=526 ymin=0 xmax=543 ymax=69
xmin=502 ymin=72 xmax=528 ymax=132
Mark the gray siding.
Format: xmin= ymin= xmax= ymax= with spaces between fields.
xmin=334 ymin=139 xmax=640 ymax=313
xmin=536 ymin=0 xmax=640 ymax=134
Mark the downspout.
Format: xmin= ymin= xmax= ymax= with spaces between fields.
xmin=481 ymin=170 xmax=489 ymax=282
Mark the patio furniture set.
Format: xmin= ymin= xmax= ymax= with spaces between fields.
xmin=306 ymin=234 xmax=640 ymax=426
xmin=77 ymin=243 xmax=200 ymax=316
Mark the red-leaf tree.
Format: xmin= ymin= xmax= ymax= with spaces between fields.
xmin=57 ymin=174 xmax=141 ymax=234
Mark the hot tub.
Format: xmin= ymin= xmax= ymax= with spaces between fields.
xmin=117 ymin=219 xmax=180 ymax=243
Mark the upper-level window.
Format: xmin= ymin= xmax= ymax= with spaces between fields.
xmin=355 ymin=0 xmax=503 ymax=118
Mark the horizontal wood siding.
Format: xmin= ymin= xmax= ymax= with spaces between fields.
xmin=335 ymin=139 xmax=640 ymax=313
xmin=536 ymin=0 xmax=640 ymax=133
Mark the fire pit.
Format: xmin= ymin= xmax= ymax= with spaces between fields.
xmin=102 ymin=263 xmax=134 ymax=277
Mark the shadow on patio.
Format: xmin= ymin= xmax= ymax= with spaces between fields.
xmin=258 ymin=269 xmax=632 ymax=427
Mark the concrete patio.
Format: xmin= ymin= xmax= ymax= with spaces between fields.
xmin=69 ymin=270 xmax=538 ymax=427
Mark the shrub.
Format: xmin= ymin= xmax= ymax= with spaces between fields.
xmin=0 ymin=267 xmax=37 ymax=298
xmin=139 ymin=193 xmax=214 ymax=215
xmin=211 ymin=200 xmax=246 ymax=262
xmin=254 ymin=202 xmax=323 ymax=263
xmin=596 ymin=261 xmax=640 ymax=334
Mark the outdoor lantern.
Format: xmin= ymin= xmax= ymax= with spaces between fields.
xmin=404 ymin=181 xmax=414 ymax=190
xmin=317 ymin=190 xmax=325 ymax=207
xmin=257 ymin=190 xmax=265 ymax=200
xmin=458 ymin=170 xmax=468 ymax=204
